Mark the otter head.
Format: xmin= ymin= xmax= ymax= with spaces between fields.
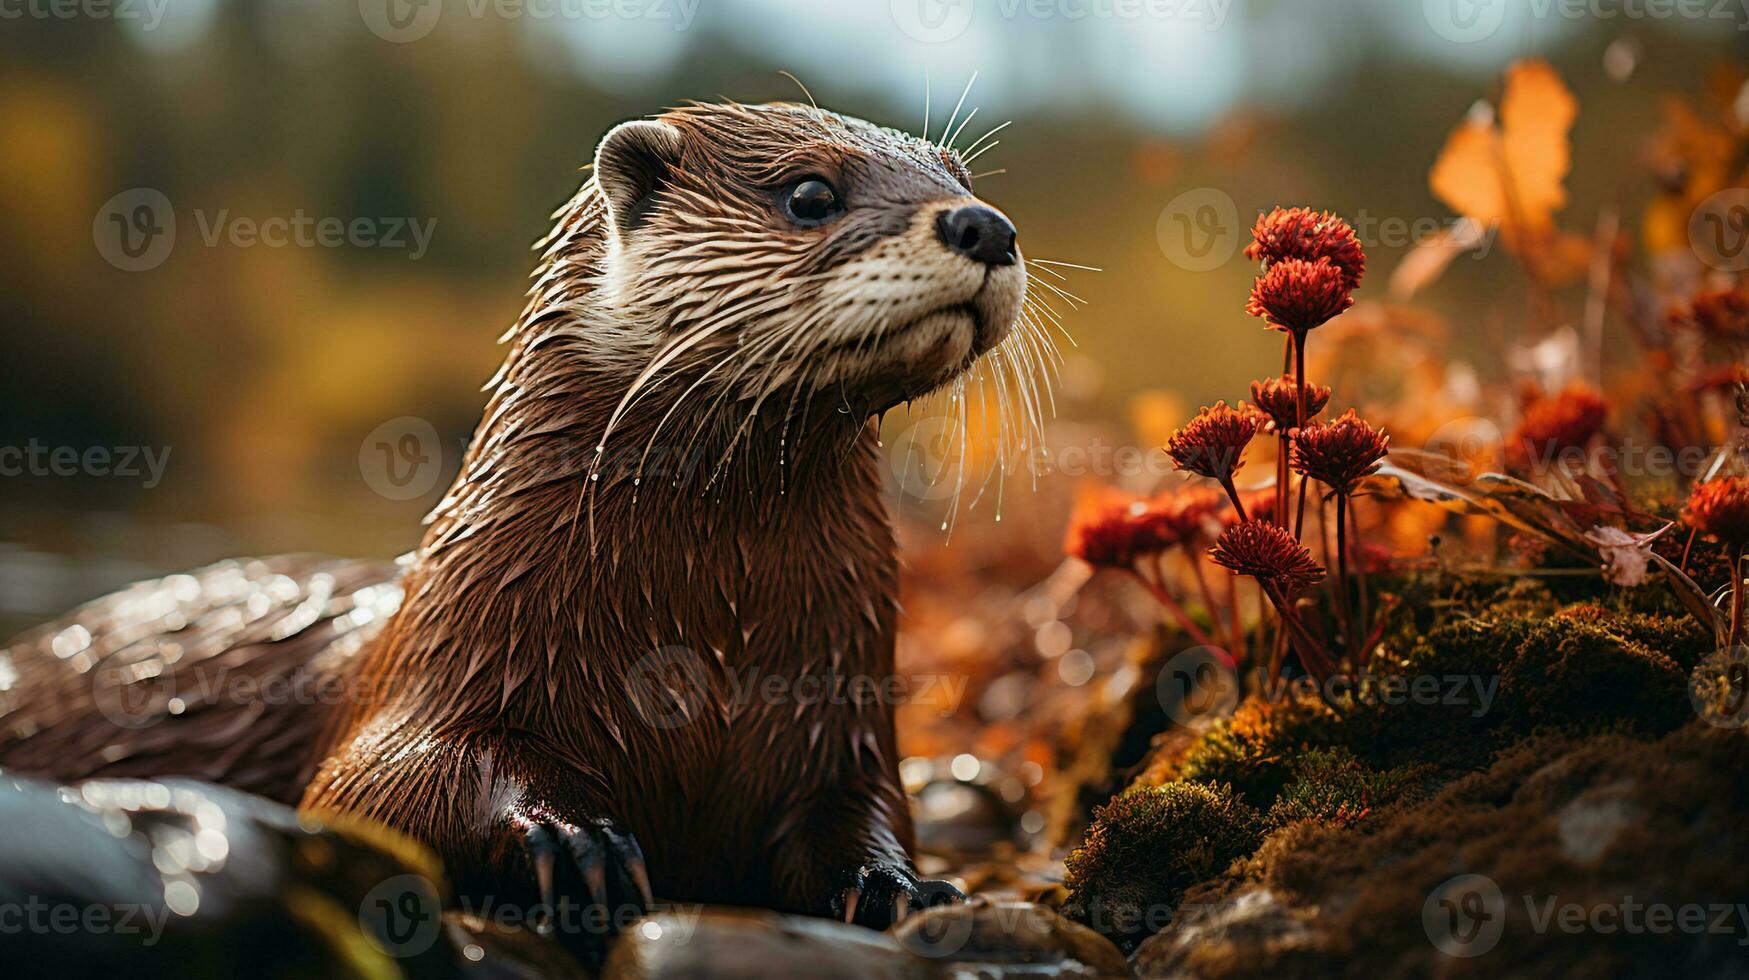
xmin=587 ymin=102 xmax=1025 ymax=415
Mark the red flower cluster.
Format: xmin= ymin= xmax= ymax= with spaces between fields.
xmin=1166 ymin=402 xmax=1260 ymax=483
xmin=1509 ymin=383 xmax=1609 ymax=469
xmin=1683 ymin=288 xmax=1749 ymax=340
xmin=1684 ymin=477 xmax=1749 ymax=549
xmin=1289 ymin=409 xmax=1390 ymax=494
xmin=1065 ymin=487 xmax=1233 ymax=569
xmin=1250 ymin=376 xmax=1332 ymax=434
xmin=1209 ymin=520 xmax=1326 ymax=595
xmin=1246 ymin=257 xmax=1355 ymax=335
xmin=1245 ymin=207 xmax=1367 ymax=291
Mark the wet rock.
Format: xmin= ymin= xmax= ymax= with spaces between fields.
xmin=915 ymin=777 xmax=1021 ymax=853
xmin=894 ymin=899 xmax=1131 ymax=977
xmin=1128 ymin=889 xmax=1313 ymax=979
xmin=0 ymin=774 xmax=539 ymax=978
xmin=906 ymin=756 xmax=1033 ymax=854
xmin=445 ymin=912 xmax=597 ymax=978
xmin=603 ymin=907 xmax=936 ymax=980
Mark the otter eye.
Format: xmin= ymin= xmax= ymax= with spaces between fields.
xmin=783 ymin=177 xmax=843 ymax=227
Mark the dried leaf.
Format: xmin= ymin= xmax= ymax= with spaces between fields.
xmin=1389 ymin=219 xmax=1489 ymax=299
xmin=1430 ymin=59 xmax=1577 ymax=247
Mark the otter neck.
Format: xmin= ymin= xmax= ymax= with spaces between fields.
xmin=358 ymin=332 xmax=900 ymax=735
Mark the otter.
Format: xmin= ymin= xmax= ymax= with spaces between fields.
xmin=0 ymin=101 xmax=1029 ymax=937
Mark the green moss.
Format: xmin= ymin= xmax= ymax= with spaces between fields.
xmin=1064 ymin=781 xmax=1263 ymax=952
xmin=1497 ymin=615 xmax=1690 ymax=735
xmin=1264 ymin=748 xmax=1434 ymax=829
xmin=1174 ymin=695 xmax=1339 ymax=808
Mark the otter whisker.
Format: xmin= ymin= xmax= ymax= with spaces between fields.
xmin=962 ymin=142 xmax=1000 ymax=165
xmin=921 ymin=66 xmax=930 ymax=142
xmin=943 ymin=106 xmax=979 ymax=153
xmin=1026 ymin=272 xmax=1089 ymax=309
xmin=936 ymin=71 xmax=978 ymax=147
xmin=970 ymin=169 xmax=1007 ymax=180
xmin=961 ymin=120 xmax=1011 ymax=160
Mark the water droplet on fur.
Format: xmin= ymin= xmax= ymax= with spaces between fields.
xmin=590 ymin=473 xmax=600 ymax=482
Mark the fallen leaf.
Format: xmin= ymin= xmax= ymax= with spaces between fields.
xmin=1430 ymin=59 xmax=1579 ymax=255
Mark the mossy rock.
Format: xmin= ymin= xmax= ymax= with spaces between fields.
xmin=1264 ymin=748 xmax=1434 ymax=830
xmin=1063 ymin=781 xmax=1262 ymax=952
xmin=1172 ymin=695 xmax=1339 ymax=808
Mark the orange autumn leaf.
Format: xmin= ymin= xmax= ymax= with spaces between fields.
xmin=1429 ymin=59 xmax=1577 ymax=242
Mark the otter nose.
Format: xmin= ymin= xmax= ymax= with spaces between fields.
xmin=936 ymin=205 xmax=1017 ymax=267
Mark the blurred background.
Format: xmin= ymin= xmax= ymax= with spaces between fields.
xmin=2 ymin=0 xmax=1746 ymax=639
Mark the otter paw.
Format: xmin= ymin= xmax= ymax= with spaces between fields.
xmin=513 ymin=812 xmax=653 ymax=934
xmin=831 ymin=863 xmax=963 ymax=930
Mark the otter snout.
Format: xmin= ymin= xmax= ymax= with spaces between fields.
xmin=936 ymin=205 xmax=1017 ymax=267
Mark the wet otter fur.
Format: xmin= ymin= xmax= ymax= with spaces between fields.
xmin=1 ymin=101 xmax=1032 ymax=940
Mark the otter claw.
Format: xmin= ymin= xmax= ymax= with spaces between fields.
xmin=514 ymin=812 xmax=651 ymax=934
xmin=832 ymin=863 xmax=962 ymax=930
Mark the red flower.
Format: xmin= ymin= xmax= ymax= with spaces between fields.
xmin=1246 ymin=257 xmax=1354 ymax=335
xmin=1508 ymin=383 xmax=1608 ymax=470
xmin=1684 ymin=477 xmax=1749 ymax=549
xmin=1683 ymin=289 xmax=1749 ymax=340
xmin=1686 ymin=363 xmax=1749 ymax=395
xmin=1289 ymin=410 xmax=1390 ymax=494
xmin=1164 ymin=486 xmax=1228 ymax=542
xmin=1217 ymin=488 xmax=1280 ymax=530
xmin=1250 ymin=376 xmax=1332 ymax=434
xmin=1210 ymin=520 xmax=1326 ymax=595
xmin=1166 ymin=402 xmax=1260 ymax=483
xmin=1066 ymin=488 xmax=1187 ymax=568
xmin=1245 ymin=207 xmax=1366 ymax=291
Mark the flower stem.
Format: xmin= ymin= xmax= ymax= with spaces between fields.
xmin=1218 ymin=477 xmax=1249 ymax=523
xmin=1258 ymin=580 xmax=1338 ymax=683
xmin=1352 ymin=496 xmax=1372 ymax=666
xmin=1730 ymin=546 xmax=1746 ymax=650
xmin=1184 ymin=550 xmax=1232 ymax=650
xmin=1125 ymin=567 xmax=1217 ymax=648
xmin=1224 ymin=570 xmax=1245 ymax=666
xmin=1335 ymin=492 xmax=1352 ymax=661
xmin=1292 ymin=331 xmax=1311 ymax=541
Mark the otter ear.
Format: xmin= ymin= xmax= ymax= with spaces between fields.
xmin=594 ymin=119 xmax=682 ymax=236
